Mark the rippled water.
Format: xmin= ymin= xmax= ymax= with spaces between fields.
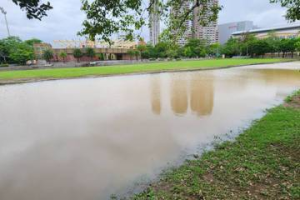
xmin=0 ymin=62 xmax=299 ymax=200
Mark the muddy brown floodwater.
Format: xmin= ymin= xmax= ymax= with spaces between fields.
xmin=0 ymin=63 xmax=300 ymax=200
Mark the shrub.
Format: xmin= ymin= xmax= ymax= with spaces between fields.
xmin=0 ymin=63 xmax=9 ymax=67
xmin=73 ymin=49 xmax=83 ymax=62
xmin=43 ymin=49 xmax=54 ymax=63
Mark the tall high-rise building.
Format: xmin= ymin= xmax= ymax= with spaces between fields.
xmin=192 ymin=0 xmax=219 ymax=44
xmin=149 ymin=2 xmax=160 ymax=46
xmin=171 ymin=1 xmax=192 ymax=46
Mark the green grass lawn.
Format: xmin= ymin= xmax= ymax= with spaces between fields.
xmin=132 ymin=91 xmax=300 ymax=200
xmin=0 ymin=58 xmax=287 ymax=81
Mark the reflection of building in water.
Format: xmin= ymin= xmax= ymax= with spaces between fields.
xmin=151 ymin=77 xmax=162 ymax=115
xmin=170 ymin=75 xmax=189 ymax=115
xmin=190 ymin=75 xmax=214 ymax=116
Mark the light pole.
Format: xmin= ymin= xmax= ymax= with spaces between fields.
xmin=0 ymin=7 xmax=10 ymax=37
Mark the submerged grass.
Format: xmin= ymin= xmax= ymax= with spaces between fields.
xmin=0 ymin=59 xmax=287 ymax=82
xmin=132 ymin=91 xmax=300 ymax=200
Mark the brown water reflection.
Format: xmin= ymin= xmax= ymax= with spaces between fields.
xmin=190 ymin=74 xmax=214 ymax=116
xmin=151 ymin=74 xmax=215 ymax=117
xmin=0 ymin=62 xmax=299 ymax=200
xmin=151 ymin=77 xmax=161 ymax=115
xmin=170 ymin=74 xmax=189 ymax=115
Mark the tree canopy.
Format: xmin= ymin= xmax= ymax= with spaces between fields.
xmin=0 ymin=36 xmax=35 ymax=64
xmin=12 ymin=0 xmax=52 ymax=20
xmin=270 ymin=0 xmax=300 ymax=21
xmin=79 ymin=0 xmax=221 ymax=43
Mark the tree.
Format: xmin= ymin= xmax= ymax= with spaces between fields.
xmin=0 ymin=36 xmax=34 ymax=64
xmin=128 ymin=50 xmax=136 ymax=60
xmin=24 ymin=38 xmax=42 ymax=46
xmin=221 ymin=38 xmax=240 ymax=57
xmin=248 ymin=39 xmax=270 ymax=57
xmin=0 ymin=41 xmax=9 ymax=63
xmin=184 ymin=47 xmax=193 ymax=58
xmin=155 ymin=42 xmax=169 ymax=58
xmin=134 ymin=50 xmax=140 ymax=60
xmin=265 ymin=33 xmax=281 ymax=57
xmin=79 ymin=0 xmax=221 ymax=43
xmin=11 ymin=0 xmax=52 ymax=20
xmin=137 ymin=44 xmax=147 ymax=59
xmin=184 ymin=38 xmax=205 ymax=58
xmin=270 ymin=0 xmax=300 ymax=21
xmin=207 ymin=43 xmax=221 ymax=57
xmin=43 ymin=49 xmax=53 ymax=63
xmin=295 ymin=40 xmax=300 ymax=52
xmin=145 ymin=44 xmax=158 ymax=59
xmin=73 ymin=49 xmax=83 ymax=62
xmin=166 ymin=49 xmax=178 ymax=59
xmin=59 ymin=51 xmax=67 ymax=63
xmin=85 ymin=47 xmax=96 ymax=61
xmin=98 ymin=53 xmax=105 ymax=60
xmin=278 ymin=38 xmax=297 ymax=58
xmin=200 ymin=49 xmax=207 ymax=58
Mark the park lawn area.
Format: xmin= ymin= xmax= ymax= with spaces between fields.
xmin=0 ymin=58 xmax=288 ymax=81
xmin=133 ymin=91 xmax=300 ymax=200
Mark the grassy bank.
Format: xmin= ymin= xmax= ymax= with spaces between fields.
xmin=133 ymin=91 xmax=300 ymax=200
xmin=0 ymin=59 xmax=287 ymax=83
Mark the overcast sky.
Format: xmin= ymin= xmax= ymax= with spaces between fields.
xmin=0 ymin=0 xmax=297 ymax=44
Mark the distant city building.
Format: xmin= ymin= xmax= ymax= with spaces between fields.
xmin=171 ymin=1 xmax=192 ymax=46
xmin=232 ymin=23 xmax=300 ymax=39
xmin=192 ymin=0 xmax=219 ymax=45
xmin=149 ymin=2 xmax=160 ymax=46
xmin=218 ymin=21 xmax=254 ymax=44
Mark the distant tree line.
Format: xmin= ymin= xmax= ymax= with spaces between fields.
xmin=132 ymin=34 xmax=300 ymax=60
xmin=43 ymin=48 xmax=97 ymax=63
xmin=134 ymin=39 xmax=221 ymax=60
xmin=1 ymin=34 xmax=300 ymax=66
xmin=221 ymin=34 xmax=300 ymax=58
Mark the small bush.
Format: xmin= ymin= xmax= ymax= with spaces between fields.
xmin=0 ymin=64 xmax=9 ymax=67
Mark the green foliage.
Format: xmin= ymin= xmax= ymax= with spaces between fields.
xmin=85 ymin=47 xmax=96 ymax=60
xmin=11 ymin=0 xmax=52 ymax=20
xmin=207 ymin=43 xmax=221 ymax=57
xmin=98 ymin=53 xmax=105 ymax=61
xmin=184 ymin=47 xmax=193 ymax=58
xmin=43 ymin=49 xmax=53 ymax=63
xmin=296 ymin=40 xmax=300 ymax=51
xmin=270 ymin=0 xmax=300 ymax=21
xmin=248 ymin=39 xmax=270 ymax=57
xmin=79 ymin=0 xmax=221 ymax=43
xmin=199 ymin=49 xmax=207 ymax=58
xmin=221 ymin=38 xmax=240 ymax=57
xmin=0 ymin=63 xmax=9 ymax=67
xmin=184 ymin=38 xmax=205 ymax=57
xmin=73 ymin=49 xmax=83 ymax=62
xmin=0 ymin=36 xmax=34 ymax=65
xmin=127 ymin=49 xmax=140 ymax=60
xmin=59 ymin=51 xmax=67 ymax=62
xmin=24 ymin=38 xmax=42 ymax=46
xmin=137 ymin=44 xmax=147 ymax=53
xmin=222 ymin=35 xmax=299 ymax=58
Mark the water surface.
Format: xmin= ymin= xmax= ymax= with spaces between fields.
xmin=0 ymin=62 xmax=299 ymax=200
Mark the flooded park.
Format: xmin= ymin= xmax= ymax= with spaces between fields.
xmin=0 ymin=62 xmax=299 ymax=200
